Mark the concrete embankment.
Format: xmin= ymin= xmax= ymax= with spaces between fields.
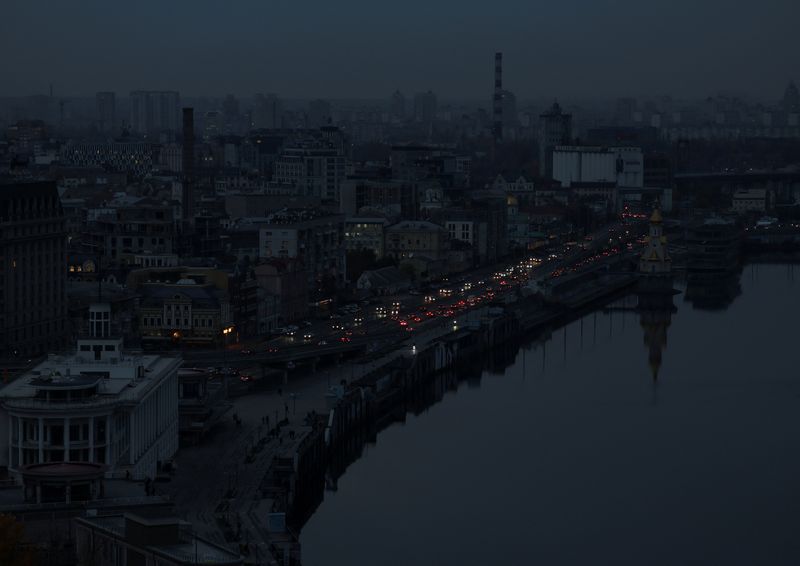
xmin=263 ymin=269 xmax=638 ymax=563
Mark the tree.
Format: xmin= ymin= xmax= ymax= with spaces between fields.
xmin=0 ymin=514 xmax=35 ymax=566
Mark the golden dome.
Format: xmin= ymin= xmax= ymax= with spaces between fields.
xmin=650 ymin=208 xmax=663 ymax=223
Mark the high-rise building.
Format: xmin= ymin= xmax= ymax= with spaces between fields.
xmin=253 ymin=93 xmax=282 ymax=129
xmin=95 ymin=92 xmax=115 ymax=133
xmin=391 ymin=90 xmax=406 ymax=121
xmin=0 ymin=181 xmax=67 ymax=358
xmin=501 ymin=90 xmax=518 ymax=127
xmin=273 ymin=136 xmax=346 ymax=201
xmin=538 ymin=102 xmax=572 ymax=178
xmin=493 ymin=52 xmax=503 ymax=142
xmin=182 ymin=108 xmax=195 ymax=223
xmin=203 ymin=110 xmax=222 ymax=139
xmin=783 ymin=81 xmax=800 ymax=114
xmin=222 ymin=94 xmax=239 ymax=120
xmin=413 ymin=91 xmax=437 ymax=124
xmin=129 ymin=91 xmax=180 ymax=135
xmin=62 ymin=141 xmax=155 ymax=176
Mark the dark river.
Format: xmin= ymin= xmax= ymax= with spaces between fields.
xmin=301 ymin=264 xmax=800 ymax=566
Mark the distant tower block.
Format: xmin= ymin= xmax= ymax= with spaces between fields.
xmin=181 ymin=107 xmax=194 ymax=223
xmin=493 ymin=52 xmax=503 ymax=143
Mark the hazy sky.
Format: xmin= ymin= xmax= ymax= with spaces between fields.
xmin=2 ymin=0 xmax=798 ymax=100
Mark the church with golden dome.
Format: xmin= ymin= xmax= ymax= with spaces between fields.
xmin=636 ymin=205 xmax=677 ymax=382
xmin=639 ymin=207 xmax=671 ymax=275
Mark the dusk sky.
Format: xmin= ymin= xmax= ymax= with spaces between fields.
xmin=2 ymin=0 xmax=798 ymax=100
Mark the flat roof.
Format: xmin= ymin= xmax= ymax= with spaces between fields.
xmin=0 ymin=351 xmax=180 ymax=404
xmin=77 ymin=515 xmax=241 ymax=564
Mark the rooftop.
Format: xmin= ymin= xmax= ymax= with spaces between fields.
xmin=0 ymin=350 xmax=180 ymax=408
xmin=387 ymin=220 xmax=444 ymax=232
xmin=264 ymin=207 xmax=343 ymax=226
xmin=77 ymin=514 xmax=242 ymax=565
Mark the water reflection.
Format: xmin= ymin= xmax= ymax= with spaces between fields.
xmin=302 ymin=264 xmax=800 ymax=566
xmin=684 ymin=270 xmax=742 ymax=310
xmin=636 ymin=280 xmax=678 ymax=382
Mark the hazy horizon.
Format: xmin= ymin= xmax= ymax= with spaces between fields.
xmin=1 ymin=0 xmax=798 ymax=101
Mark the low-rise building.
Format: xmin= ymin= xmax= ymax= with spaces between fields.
xmin=135 ymin=279 xmax=232 ymax=349
xmin=553 ymin=146 xmax=643 ymax=189
xmin=132 ymin=253 xmax=180 ymax=268
xmin=492 ymin=174 xmax=535 ymax=206
xmin=356 ymin=266 xmax=412 ymax=295
xmin=339 ymin=177 xmax=414 ymax=218
xmin=177 ymin=368 xmax=230 ymax=445
xmin=84 ymin=197 xmax=177 ymax=263
xmin=75 ymin=512 xmax=242 ymax=566
xmin=732 ymin=188 xmax=770 ymax=213
xmin=0 ymin=304 xmax=180 ymax=483
xmin=344 ymin=217 xmax=388 ymax=259
xmin=254 ymin=259 xmax=308 ymax=324
xmin=385 ymin=220 xmax=448 ymax=262
xmin=257 ymin=208 xmax=345 ymax=298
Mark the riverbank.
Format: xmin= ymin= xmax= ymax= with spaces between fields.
xmin=258 ymin=268 xmax=640 ymax=561
xmin=300 ymin=263 xmax=800 ymax=566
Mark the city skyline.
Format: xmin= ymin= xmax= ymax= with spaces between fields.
xmin=3 ymin=3 xmax=800 ymax=564
xmin=1 ymin=0 xmax=798 ymax=100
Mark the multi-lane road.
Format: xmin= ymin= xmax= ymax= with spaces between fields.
xmin=174 ymin=218 xmax=649 ymax=376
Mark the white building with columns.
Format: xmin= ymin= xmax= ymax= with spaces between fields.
xmin=0 ymin=304 xmax=180 ymax=483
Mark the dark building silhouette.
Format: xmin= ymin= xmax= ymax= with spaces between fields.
xmin=181 ymin=108 xmax=194 ymax=224
xmin=390 ymin=90 xmax=406 ymax=121
xmin=413 ymin=91 xmax=437 ymax=124
xmin=538 ymin=102 xmax=572 ymax=178
xmin=95 ymin=92 xmax=115 ymax=133
xmin=493 ymin=52 xmax=503 ymax=143
xmin=0 ymin=181 xmax=67 ymax=357
xmin=783 ymin=81 xmax=800 ymax=114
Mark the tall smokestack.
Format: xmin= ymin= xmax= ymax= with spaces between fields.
xmin=493 ymin=52 xmax=503 ymax=143
xmin=182 ymin=108 xmax=194 ymax=223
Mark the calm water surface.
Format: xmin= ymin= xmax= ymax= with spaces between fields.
xmin=301 ymin=264 xmax=800 ymax=566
